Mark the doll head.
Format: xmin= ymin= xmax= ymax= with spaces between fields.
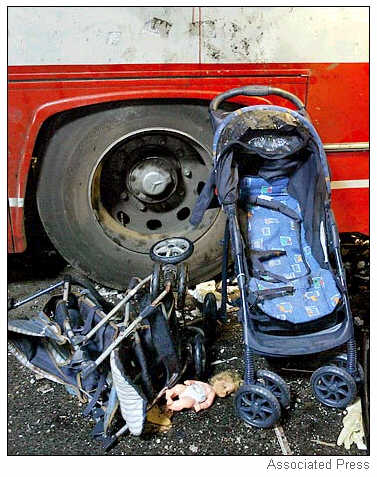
xmin=209 ymin=370 xmax=243 ymax=398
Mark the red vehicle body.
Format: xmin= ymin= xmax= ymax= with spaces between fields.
xmin=8 ymin=62 xmax=369 ymax=253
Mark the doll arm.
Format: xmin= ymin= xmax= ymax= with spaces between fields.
xmin=165 ymin=384 xmax=187 ymax=406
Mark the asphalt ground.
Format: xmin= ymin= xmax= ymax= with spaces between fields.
xmin=7 ymin=241 xmax=369 ymax=456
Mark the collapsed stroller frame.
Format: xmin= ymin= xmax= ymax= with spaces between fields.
xmin=8 ymin=237 xmax=217 ymax=449
xmin=191 ymin=86 xmax=363 ymax=428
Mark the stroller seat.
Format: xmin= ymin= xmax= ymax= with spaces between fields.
xmin=240 ymin=176 xmax=341 ymax=324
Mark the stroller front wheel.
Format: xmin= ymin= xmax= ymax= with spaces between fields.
xmin=311 ymin=365 xmax=357 ymax=409
xmin=234 ymin=384 xmax=281 ymax=428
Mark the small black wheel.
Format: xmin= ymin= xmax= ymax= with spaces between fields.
xmin=256 ymin=369 xmax=290 ymax=409
xmin=311 ymin=365 xmax=357 ymax=409
xmin=150 ymin=237 xmax=194 ymax=264
xmin=234 ymin=384 xmax=281 ymax=428
xmin=192 ymin=333 xmax=207 ymax=379
xmin=176 ymin=263 xmax=188 ymax=310
xmin=202 ymin=292 xmax=218 ymax=343
xmin=328 ymin=353 xmax=364 ymax=383
xmin=150 ymin=264 xmax=162 ymax=300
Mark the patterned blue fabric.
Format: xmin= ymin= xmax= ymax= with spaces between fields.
xmin=241 ymin=176 xmax=341 ymax=324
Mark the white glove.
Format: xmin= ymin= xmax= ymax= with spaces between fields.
xmin=337 ymin=398 xmax=367 ymax=450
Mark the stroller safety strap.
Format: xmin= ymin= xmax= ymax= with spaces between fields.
xmin=248 ymin=195 xmax=302 ymax=222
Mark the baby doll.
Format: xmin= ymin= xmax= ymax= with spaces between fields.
xmin=165 ymin=370 xmax=242 ymax=412
xmin=165 ymin=380 xmax=215 ymax=412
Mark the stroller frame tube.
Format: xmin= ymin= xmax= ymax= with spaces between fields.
xmin=225 ymin=204 xmax=256 ymax=385
xmin=327 ymin=209 xmax=357 ymax=376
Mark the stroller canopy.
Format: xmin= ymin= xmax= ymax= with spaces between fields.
xmin=191 ymin=106 xmax=332 ymax=269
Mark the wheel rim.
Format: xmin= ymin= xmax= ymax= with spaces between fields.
xmin=261 ymin=377 xmax=283 ymax=400
xmin=152 ymin=238 xmax=191 ymax=260
xmin=238 ymin=390 xmax=275 ymax=425
xmin=314 ymin=373 xmax=353 ymax=405
xmin=256 ymin=370 xmax=290 ymax=409
xmin=89 ymin=129 xmax=218 ymax=253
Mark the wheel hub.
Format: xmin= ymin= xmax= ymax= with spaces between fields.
xmin=128 ymin=157 xmax=177 ymax=203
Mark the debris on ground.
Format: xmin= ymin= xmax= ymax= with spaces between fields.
xmin=189 ymin=280 xmax=221 ymax=306
xmin=37 ymin=384 xmax=54 ymax=395
xmin=274 ymin=425 xmax=293 ymax=455
xmin=311 ymin=439 xmax=336 ymax=448
xmin=146 ymin=406 xmax=172 ymax=431
xmin=188 ymin=279 xmax=239 ymax=310
xmin=211 ymin=357 xmax=239 ymax=366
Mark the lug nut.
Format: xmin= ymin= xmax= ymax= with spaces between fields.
xmin=120 ymin=192 xmax=128 ymax=200
xmin=183 ymin=169 xmax=192 ymax=178
xmin=139 ymin=204 xmax=147 ymax=212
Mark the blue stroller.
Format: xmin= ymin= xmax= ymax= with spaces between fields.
xmin=191 ymin=86 xmax=363 ymax=428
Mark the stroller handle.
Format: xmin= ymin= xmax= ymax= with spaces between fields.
xmin=209 ymin=86 xmax=305 ymax=113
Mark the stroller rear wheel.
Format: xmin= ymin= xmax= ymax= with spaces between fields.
xmin=311 ymin=365 xmax=357 ymax=409
xmin=150 ymin=264 xmax=162 ymax=300
xmin=256 ymin=370 xmax=290 ymax=409
xmin=328 ymin=353 xmax=364 ymax=383
xmin=234 ymin=384 xmax=281 ymax=428
xmin=176 ymin=263 xmax=188 ymax=310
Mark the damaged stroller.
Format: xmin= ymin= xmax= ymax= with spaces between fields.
xmin=8 ymin=237 xmax=217 ymax=449
xmin=191 ymin=85 xmax=364 ymax=428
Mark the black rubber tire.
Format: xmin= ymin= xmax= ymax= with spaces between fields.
xmin=150 ymin=264 xmax=161 ymax=300
xmin=176 ymin=263 xmax=188 ymax=310
xmin=202 ymin=292 xmax=218 ymax=343
xmin=192 ymin=333 xmax=207 ymax=380
xmin=37 ymin=103 xmax=225 ymax=289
